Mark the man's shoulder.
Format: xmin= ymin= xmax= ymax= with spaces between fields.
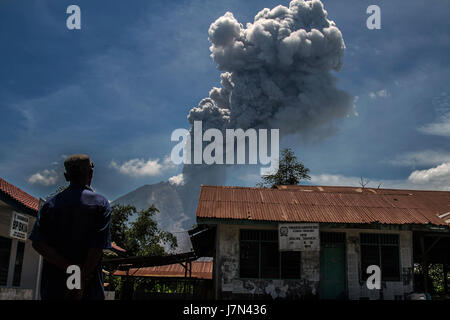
xmin=82 ymin=188 xmax=110 ymax=207
xmin=51 ymin=186 xmax=109 ymax=208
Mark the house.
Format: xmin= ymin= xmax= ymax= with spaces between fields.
xmin=195 ymin=185 xmax=450 ymax=300
xmin=109 ymin=256 xmax=214 ymax=300
xmin=113 ymin=259 xmax=213 ymax=280
xmin=0 ymin=177 xmax=41 ymax=300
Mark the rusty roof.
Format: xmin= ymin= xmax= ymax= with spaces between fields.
xmin=0 ymin=177 xmax=39 ymax=214
xmin=196 ymin=185 xmax=450 ymax=226
xmin=114 ymin=260 xmax=213 ymax=279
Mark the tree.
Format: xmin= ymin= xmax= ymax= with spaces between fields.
xmin=125 ymin=205 xmax=177 ymax=256
xmin=109 ymin=204 xmax=135 ymax=251
xmin=359 ymin=177 xmax=370 ymax=188
xmin=257 ymin=148 xmax=311 ymax=188
xmin=110 ymin=203 xmax=177 ymax=257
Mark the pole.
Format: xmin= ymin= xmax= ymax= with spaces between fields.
xmin=419 ymin=235 xmax=428 ymax=295
xmin=443 ymin=264 xmax=448 ymax=294
xmin=34 ymin=254 xmax=43 ymax=300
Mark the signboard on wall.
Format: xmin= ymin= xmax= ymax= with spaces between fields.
xmin=278 ymin=223 xmax=320 ymax=251
xmin=10 ymin=212 xmax=29 ymax=241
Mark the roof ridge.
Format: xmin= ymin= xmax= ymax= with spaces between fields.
xmin=0 ymin=177 xmax=39 ymax=212
xmin=201 ymin=184 xmax=450 ymax=195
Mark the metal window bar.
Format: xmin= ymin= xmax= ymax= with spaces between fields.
xmin=240 ymin=229 xmax=300 ymax=280
xmin=360 ymin=233 xmax=400 ymax=281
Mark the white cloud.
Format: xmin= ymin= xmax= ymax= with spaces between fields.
xmin=418 ymin=112 xmax=450 ymax=137
xmin=386 ymin=150 xmax=450 ymax=167
xmin=310 ymin=165 xmax=450 ymax=191
xmin=369 ymin=89 xmax=390 ymax=99
xmin=168 ymin=173 xmax=184 ymax=186
xmin=110 ymin=156 xmax=176 ymax=177
xmin=408 ymin=162 xmax=450 ymax=184
xmin=353 ymin=96 xmax=359 ymax=117
xmin=28 ymin=169 xmax=59 ymax=186
xmin=310 ymin=174 xmax=363 ymax=187
xmin=417 ymin=92 xmax=450 ymax=137
xmin=377 ymin=89 xmax=389 ymax=98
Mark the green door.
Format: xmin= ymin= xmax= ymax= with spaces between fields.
xmin=320 ymin=232 xmax=347 ymax=300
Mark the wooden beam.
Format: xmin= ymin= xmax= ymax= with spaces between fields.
xmin=444 ymin=264 xmax=448 ymax=294
xmin=420 ymin=235 xmax=429 ymax=294
xmin=424 ymin=233 xmax=450 ymax=238
xmin=419 ymin=236 xmax=442 ymax=260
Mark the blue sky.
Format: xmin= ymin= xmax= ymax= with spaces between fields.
xmin=1 ymin=0 xmax=450 ymax=201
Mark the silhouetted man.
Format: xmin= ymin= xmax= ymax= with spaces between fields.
xmin=30 ymin=154 xmax=111 ymax=300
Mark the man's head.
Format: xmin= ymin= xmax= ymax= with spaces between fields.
xmin=64 ymin=154 xmax=94 ymax=186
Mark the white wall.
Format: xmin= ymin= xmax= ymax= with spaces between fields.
xmin=0 ymin=202 xmax=41 ymax=299
xmin=215 ymin=223 xmax=320 ymax=299
xmin=214 ymin=223 xmax=414 ymax=300
xmin=321 ymin=227 xmax=414 ymax=300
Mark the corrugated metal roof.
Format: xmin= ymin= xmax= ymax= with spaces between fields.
xmin=114 ymin=260 xmax=213 ymax=279
xmin=0 ymin=177 xmax=39 ymax=213
xmin=196 ymin=185 xmax=450 ymax=226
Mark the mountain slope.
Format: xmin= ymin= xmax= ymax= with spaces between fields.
xmin=112 ymin=181 xmax=193 ymax=253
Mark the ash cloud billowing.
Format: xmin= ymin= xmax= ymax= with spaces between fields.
xmin=176 ymin=0 xmax=353 ymax=225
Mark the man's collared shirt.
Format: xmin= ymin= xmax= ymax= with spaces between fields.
xmin=30 ymin=184 xmax=111 ymax=300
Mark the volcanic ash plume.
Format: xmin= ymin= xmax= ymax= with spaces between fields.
xmin=177 ymin=0 xmax=353 ymax=224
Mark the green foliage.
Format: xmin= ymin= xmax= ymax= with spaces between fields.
xmin=110 ymin=203 xmax=178 ymax=257
xmin=109 ymin=204 xmax=135 ymax=251
xmin=428 ymin=264 xmax=448 ymax=294
xmin=125 ymin=204 xmax=178 ymax=256
xmin=414 ymin=263 xmax=449 ymax=296
xmin=257 ymin=148 xmax=311 ymax=188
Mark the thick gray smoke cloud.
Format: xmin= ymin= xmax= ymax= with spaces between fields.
xmin=189 ymin=0 xmax=352 ymax=134
xmin=177 ymin=0 xmax=353 ymax=224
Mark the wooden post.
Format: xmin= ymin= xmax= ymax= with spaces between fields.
xmin=419 ymin=235 xmax=428 ymax=295
xmin=120 ymin=276 xmax=133 ymax=300
xmin=444 ymin=264 xmax=448 ymax=294
xmin=189 ymin=261 xmax=192 ymax=295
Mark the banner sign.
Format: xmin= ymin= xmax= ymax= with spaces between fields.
xmin=278 ymin=223 xmax=320 ymax=251
xmin=10 ymin=212 xmax=29 ymax=241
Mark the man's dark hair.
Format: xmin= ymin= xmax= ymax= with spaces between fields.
xmin=64 ymin=154 xmax=94 ymax=183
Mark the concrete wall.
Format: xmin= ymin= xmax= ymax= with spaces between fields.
xmin=215 ymin=224 xmax=319 ymax=300
xmin=214 ymin=223 xmax=414 ymax=300
xmin=321 ymin=227 xmax=414 ymax=300
xmin=0 ymin=288 xmax=33 ymax=300
xmin=0 ymin=203 xmax=41 ymax=299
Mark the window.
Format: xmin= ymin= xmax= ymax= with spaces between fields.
xmin=13 ymin=241 xmax=25 ymax=287
xmin=240 ymin=229 xmax=301 ymax=279
xmin=360 ymin=233 xmax=400 ymax=281
xmin=0 ymin=236 xmax=12 ymax=286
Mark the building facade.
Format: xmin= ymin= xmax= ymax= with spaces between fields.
xmin=196 ymin=185 xmax=450 ymax=300
xmin=0 ymin=177 xmax=41 ymax=300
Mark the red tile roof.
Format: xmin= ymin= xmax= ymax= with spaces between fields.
xmin=113 ymin=260 xmax=213 ymax=279
xmin=196 ymin=185 xmax=450 ymax=226
xmin=0 ymin=177 xmax=39 ymax=213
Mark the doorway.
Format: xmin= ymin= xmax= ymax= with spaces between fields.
xmin=320 ymin=232 xmax=347 ymax=300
